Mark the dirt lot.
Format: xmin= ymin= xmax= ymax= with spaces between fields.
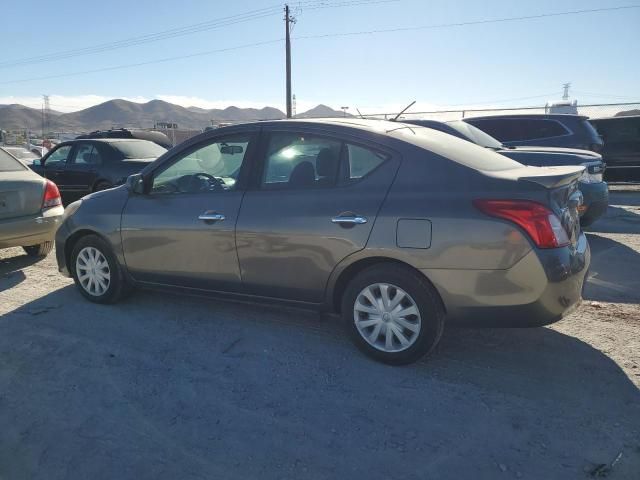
xmin=1 ymin=189 xmax=639 ymax=480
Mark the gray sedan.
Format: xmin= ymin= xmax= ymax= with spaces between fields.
xmin=0 ymin=147 xmax=64 ymax=257
xmin=54 ymin=119 xmax=590 ymax=364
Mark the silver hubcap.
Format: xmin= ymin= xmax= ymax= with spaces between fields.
xmin=76 ymin=246 xmax=111 ymax=296
xmin=353 ymin=283 xmax=421 ymax=353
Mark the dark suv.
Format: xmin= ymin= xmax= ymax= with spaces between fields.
xmin=464 ymin=114 xmax=604 ymax=153
xmin=589 ymin=116 xmax=640 ymax=181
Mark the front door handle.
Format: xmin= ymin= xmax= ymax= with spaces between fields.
xmin=198 ymin=212 xmax=225 ymax=222
xmin=331 ymin=215 xmax=368 ymax=225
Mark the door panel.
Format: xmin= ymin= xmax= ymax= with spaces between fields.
xmin=42 ymin=144 xmax=72 ymax=190
xmin=236 ymin=132 xmax=399 ymax=303
xmin=121 ymin=192 xmax=244 ymax=290
xmin=63 ymin=143 xmax=100 ymax=202
xmin=121 ymin=133 xmax=255 ymax=291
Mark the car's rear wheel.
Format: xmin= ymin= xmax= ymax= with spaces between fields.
xmin=70 ymin=234 xmax=129 ymax=304
xmin=341 ymin=264 xmax=445 ymax=365
xmin=23 ymin=241 xmax=53 ymax=257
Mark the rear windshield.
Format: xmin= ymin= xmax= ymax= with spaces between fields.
xmin=582 ymin=119 xmax=603 ymax=142
xmin=390 ymin=126 xmax=524 ymax=172
xmin=447 ymin=121 xmax=503 ymax=149
xmin=0 ymin=149 xmax=27 ymax=171
xmin=5 ymin=147 xmax=38 ymax=160
xmin=111 ymin=140 xmax=167 ymax=159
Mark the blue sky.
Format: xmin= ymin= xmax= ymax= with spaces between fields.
xmin=1 ymin=0 xmax=638 ymax=113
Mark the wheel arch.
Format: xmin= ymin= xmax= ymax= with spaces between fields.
xmin=329 ymin=256 xmax=445 ymax=314
xmin=64 ymin=229 xmax=113 ymax=274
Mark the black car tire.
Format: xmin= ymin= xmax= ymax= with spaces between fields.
xmin=23 ymin=241 xmax=53 ymax=257
xmin=341 ymin=264 xmax=445 ymax=365
xmin=94 ymin=181 xmax=113 ymax=192
xmin=70 ymin=234 xmax=130 ymax=304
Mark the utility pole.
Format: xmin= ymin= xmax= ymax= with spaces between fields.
xmin=284 ymin=4 xmax=295 ymax=118
xmin=562 ymin=83 xmax=571 ymax=100
xmin=341 ymin=106 xmax=349 ymax=117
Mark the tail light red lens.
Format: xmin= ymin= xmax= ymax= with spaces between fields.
xmin=473 ymin=199 xmax=570 ymax=249
xmin=43 ymin=180 xmax=62 ymax=209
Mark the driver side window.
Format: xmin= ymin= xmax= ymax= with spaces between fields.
xmin=151 ymin=135 xmax=251 ymax=195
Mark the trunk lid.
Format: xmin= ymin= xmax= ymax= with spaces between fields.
xmin=0 ymin=171 xmax=45 ymax=220
xmin=486 ymin=165 xmax=584 ymax=248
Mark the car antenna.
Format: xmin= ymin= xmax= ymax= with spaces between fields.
xmin=392 ymin=100 xmax=416 ymax=122
xmin=356 ymin=108 xmax=365 ymax=119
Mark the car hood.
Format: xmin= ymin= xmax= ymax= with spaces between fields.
xmin=497 ymin=147 xmax=602 ymax=167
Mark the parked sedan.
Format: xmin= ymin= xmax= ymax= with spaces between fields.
xmin=55 ymin=119 xmax=589 ymax=365
xmin=31 ymin=138 xmax=167 ymax=204
xmin=0 ymin=147 xmax=63 ymax=257
xmin=403 ymin=119 xmax=608 ymax=226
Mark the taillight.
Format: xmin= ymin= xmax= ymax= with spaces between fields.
xmin=43 ymin=180 xmax=62 ymax=209
xmin=473 ymin=199 xmax=570 ymax=249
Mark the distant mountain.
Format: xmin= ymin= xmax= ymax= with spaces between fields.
xmin=295 ymin=104 xmax=352 ymax=118
xmin=0 ymin=99 xmax=352 ymax=131
xmin=615 ymin=109 xmax=640 ymax=117
xmin=0 ymin=104 xmax=44 ymax=129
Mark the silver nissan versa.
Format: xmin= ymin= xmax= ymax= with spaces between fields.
xmin=55 ymin=119 xmax=590 ymax=365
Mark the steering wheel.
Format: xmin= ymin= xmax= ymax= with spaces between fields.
xmin=194 ymin=172 xmax=225 ymax=191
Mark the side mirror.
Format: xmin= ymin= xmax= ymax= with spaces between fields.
xmin=126 ymin=173 xmax=145 ymax=194
xmin=32 ymin=159 xmax=41 ymax=166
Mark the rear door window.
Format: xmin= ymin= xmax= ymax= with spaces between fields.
xmin=517 ymin=120 xmax=569 ymax=140
xmin=470 ymin=119 xmax=522 ymax=142
xmin=70 ymin=143 xmax=102 ymax=165
xmin=261 ymin=133 xmax=342 ymax=189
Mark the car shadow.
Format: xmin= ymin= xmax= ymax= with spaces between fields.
xmin=1 ymin=286 xmax=638 ymax=479
xmin=0 ymin=252 xmax=42 ymax=292
xmin=584 ymin=233 xmax=640 ymax=303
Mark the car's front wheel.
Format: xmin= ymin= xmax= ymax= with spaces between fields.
xmin=70 ymin=234 xmax=129 ymax=304
xmin=341 ymin=264 xmax=445 ymax=365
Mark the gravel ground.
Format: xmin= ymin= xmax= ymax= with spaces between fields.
xmin=1 ymin=191 xmax=639 ymax=480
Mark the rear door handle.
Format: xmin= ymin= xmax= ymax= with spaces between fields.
xmin=198 ymin=212 xmax=225 ymax=222
xmin=331 ymin=215 xmax=368 ymax=225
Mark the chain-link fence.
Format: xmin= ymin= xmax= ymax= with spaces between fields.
xmin=363 ymin=102 xmax=640 ymax=122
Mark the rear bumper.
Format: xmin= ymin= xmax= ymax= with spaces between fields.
xmin=578 ymin=181 xmax=609 ymax=222
xmin=422 ymin=233 xmax=590 ymax=327
xmin=0 ymin=206 xmax=64 ymax=249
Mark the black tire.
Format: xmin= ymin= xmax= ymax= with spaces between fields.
xmin=23 ymin=241 xmax=53 ymax=257
xmin=70 ymin=234 xmax=130 ymax=304
xmin=94 ymin=181 xmax=113 ymax=192
xmin=341 ymin=264 xmax=445 ymax=365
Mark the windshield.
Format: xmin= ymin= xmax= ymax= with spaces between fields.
xmin=0 ymin=148 xmax=27 ymax=171
xmin=447 ymin=121 xmax=504 ymax=149
xmin=111 ymin=140 xmax=167 ymax=159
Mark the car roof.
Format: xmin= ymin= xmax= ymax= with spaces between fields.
xmin=589 ymin=115 xmax=640 ymax=122
xmin=465 ymin=114 xmax=588 ymax=121
xmin=57 ymin=138 xmax=157 ymax=146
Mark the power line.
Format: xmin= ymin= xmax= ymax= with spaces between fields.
xmin=572 ymin=90 xmax=640 ymax=100
xmin=0 ymin=0 xmax=395 ymax=70
xmin=2 ymin=4 xmax=638 ymax=86
xmin=0 ymin=39 xmax=285 ymax=85
xmin=293 ymin=5 xmax=640 ymax=41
